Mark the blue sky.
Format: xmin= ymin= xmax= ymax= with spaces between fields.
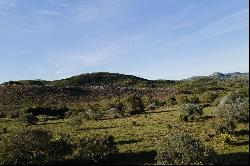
xmin=0 ymin=0 xmax=249 ymax=82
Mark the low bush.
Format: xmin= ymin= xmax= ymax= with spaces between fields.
xmin=0 ymin=112 xmax=6 ymax=118
xmin=69 ymin=110 xmax=103 ymax=126
xmin=214 ymin=92 xmax=249 ymax=123
xmin=210 ymin=118 xmax=236 ymax=134
xmin=106 ymin=108 xmax=124 ymax=118
xmin=189 ymin=95 xmax=200 ymax=104
xmin=145 ymin=102 xmax=157 ymax=111
xmin=156 ymin=132 xmax=216 ymax=165
xmin=18 ymin=113 xmax=38 ymax=125
xmin=8 ymin=111 xmax=20 ymax=119
xmin=25 ymin=106 xmax=69 ymax=118
xmin=125 ymin=96 xmax=144 ymax=115
xmin=165 ymin=97 xmax=177 ymax=106
xmin=107 ymin=99 xmax=125 ymax=112
xmin=211 ymin=90 xmax=249 ymax=134
xmin=72 ymin=135 xmax=117 ymax=163
xmin=0 ymin=129 xmax=72 ymax=165
xmin=179 ymin=103 xmax=203 ymax=122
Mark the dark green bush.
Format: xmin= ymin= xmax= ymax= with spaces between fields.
xmin=156 ymin=132 xmax=216 ymax=165
xmin=179 ymin=103 xmax=203 ymax=122
xmin=0 ymin=129 xmax=72 ymax=165
xmin=108 ymin=99 xmax=125 ymax=112
xmin=125 ymin=96 xmax=144 ymax=115
xmin=189 ymin=95 xmax=200 ymax=104
xmin=8 ymin=111 xmax=20 ymax=119
xmin=165 ymin=97 xmax=177 ymax=106
xmin=18 ymin=113 xmax=38 ymax=125
xmin=211 ymin=118 xmax=236 ymax=134
xmin=72 ymin=135 xmax=117 ymax=163
xmin=0 ymin=112 xmax=6 ymax=118
xmin=25 ymin=106 xmax=69 ymax=118
xmin=2 ymin=127 xmax=7 ymax=134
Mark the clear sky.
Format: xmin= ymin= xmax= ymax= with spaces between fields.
xmin=0 ymin=0 xmax=249 ymax=82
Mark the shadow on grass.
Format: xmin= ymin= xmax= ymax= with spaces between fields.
xmin=115 ymin=139 xmax=141 ymax=145
xmin=80 ymin=126 xmax=121 ymax=131
xmin=217 ymin=152 xmax=249 ymax=165
xmin=199 ymin=115 xmax=214 ymax=121
xmin=146 ymin=109 xmax=176 ymax=114
xmin=106 ymin=150 xmax=157 ymax=165
xmin=55 ymin=150 xmax=157 ymax=165
xmin=229 ymin=140 xmax=249 ymax=146
xmin=35 ymin=121 xmax=67 ymax=125
xmin=233 ymin=129 xmax=249 ymax=136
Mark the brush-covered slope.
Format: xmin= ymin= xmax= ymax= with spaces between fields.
xmin=49 ymin=72 xmax=154 ymax=87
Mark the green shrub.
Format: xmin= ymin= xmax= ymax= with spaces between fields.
xmin=69 ymin=110 xmax=103 ymax=126
xmin=1 ymin=127 xmax=7 ymax=134
xmin=72 ymin=135 xmax=117 ymax=163
xmin=165 ymin=97 xmax=177 ymax=106
xmin=108 ymin=99 xmax=125 ymax=112
xmin=189 ymin=95 xmax=200 ymax=104
xmin=211 ymin=118 xmax=236 ymax=134
xmin=176 ymin=95 xmax=190 ymax=104
xmin=8 ymin=111 xmax=20 ymax=119
xmin=88 ymin=103 xmax=105 ymax=113
xmin=214 ymin=92 xmax=249 ymax=123
xmin=179 ymin=103 xmax=203 ymax=122
xmin=18 ymin=113 xmax=38 ymax=125
xmin=211 ymin=90 xmax=249 ymax=134
xmin=25 ymin=106 xmax=69 ymax=118
xmin=200 ymin=92 xmax=218 ymax=104
xmin=0 ymin=129 xmax=72 ymax=165
xmin=106 ymin=108 xmax=124 ymax=118
xmin=85 ymin=109 xmax=103 ymax=120
xmin=145 ymin=102 xmax=157 ymax=111
xmin=125 ymin=96 xmax=144 ymax=115
xmin=0 ymin=112 xmax=6 ymax=118
xmin=156 ymin=132 xmax=216 ymax=165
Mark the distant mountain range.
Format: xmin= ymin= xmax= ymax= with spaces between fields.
xmin=186 ymin=72 xmax=249 ymax=80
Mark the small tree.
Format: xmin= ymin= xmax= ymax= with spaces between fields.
xmin=126 ymin=96 xmax=144 ymax=115
xmin=72 ymin=135 xmax=117 ymax=163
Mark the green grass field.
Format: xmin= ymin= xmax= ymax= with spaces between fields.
xmin=1 ymin=105 xmax=248 ymax=165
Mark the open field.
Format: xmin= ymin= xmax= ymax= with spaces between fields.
xmin=1 ymin=105 xmax=248 ymax=165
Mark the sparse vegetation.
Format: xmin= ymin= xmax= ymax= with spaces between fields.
xmin=0 ymin=72 xmax=248 ymax=165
